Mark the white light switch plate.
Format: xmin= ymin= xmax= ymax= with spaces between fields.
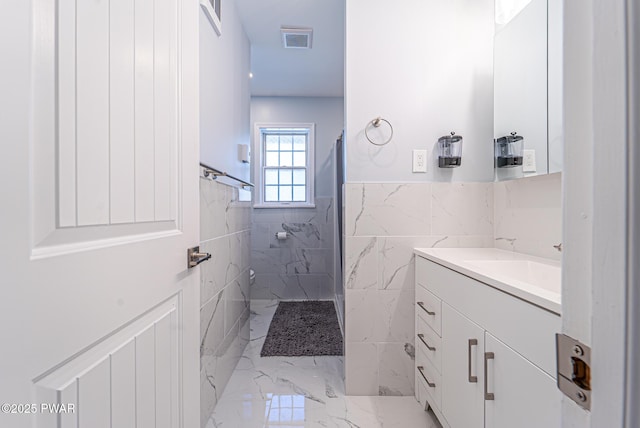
xmin=523 ymin=149 xmax=536 ymax=172
xmin=413 ymin=149 xmax=428 ymax=173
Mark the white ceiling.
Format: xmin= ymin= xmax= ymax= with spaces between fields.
xmin=236 ymin=0 xmax=345 ymax=97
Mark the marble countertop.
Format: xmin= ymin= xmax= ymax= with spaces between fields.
xmin=414 ymin=248 xmax=561 ymax=315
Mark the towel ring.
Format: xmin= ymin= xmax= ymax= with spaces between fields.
xmin=365 ymin=117 xmax=393 ymax=146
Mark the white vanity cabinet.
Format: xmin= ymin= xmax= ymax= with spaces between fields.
xmin=414 ymin=255 xmax=561 ymax=428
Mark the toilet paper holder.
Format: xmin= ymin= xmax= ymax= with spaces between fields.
xmin=275 ymin=232 xmax=288 ymax=240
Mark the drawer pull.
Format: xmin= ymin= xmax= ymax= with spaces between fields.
xmin=417 ymin=366 xmax=436 ymax=388
xmin=417 ymin=334 xmax=436 ymax=351
xmin=468 ymin=339 xmax=478 ymax=383
xmin=484 ymin=352 xmax=495 ymax=400
xmin=417 ymin=301 xmax=436 ymax=316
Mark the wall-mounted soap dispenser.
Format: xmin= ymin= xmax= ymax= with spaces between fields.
xmin=495 ymin=132 xmax=524 ymax=168
xmin=438 ymin=132 xmax=463 ymax=168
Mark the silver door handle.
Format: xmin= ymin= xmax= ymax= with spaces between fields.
xmin=417 ymin=301 xmax=436 ymax=316
xmin=417 ymin=334 xmax=436 ymax=351
xmin=468 ymin=339 xmax=478 ymax=383
xmin=417 ymin=366 xmax=436 ymax=388
xmin=188 ymin=246 xmax=212 ymax=268
xmin=484 ymin=352 xmax=495 ymax=400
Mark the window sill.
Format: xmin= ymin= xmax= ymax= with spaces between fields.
xmin=253 ymin=203 xmax=316 ymax=209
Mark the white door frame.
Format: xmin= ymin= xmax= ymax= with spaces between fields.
xmin=562 ymin=0 xmax=637 ymax=426
xmin=625 ymin=0 xmax=640 ymax=426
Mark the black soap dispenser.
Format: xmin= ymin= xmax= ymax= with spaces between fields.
xmin=438 ymin=132 xmax=463 ymax=168
xmin=495 ymin=132 xmax=524 ymax=168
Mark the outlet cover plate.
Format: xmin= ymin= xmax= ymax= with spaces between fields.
xmin=413 ymin=149 xmax=428 ymax=173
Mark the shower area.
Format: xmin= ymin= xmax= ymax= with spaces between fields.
xmin=248 ymin=97 xmax=345 ymax=334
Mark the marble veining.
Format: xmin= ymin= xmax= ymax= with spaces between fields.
xmin=343 ymin=182 xmax=494 ymax=397
xmin=200 ymin=177 xmax=252 ymax=426
xmin=494 ymin=173 xmax=562 ymax=260
xmin=251 ymin=197 xmax=335 ymax=300
xmin=205 ymin=300 xmax=442 ymax=428
xmin=345 ymin=183 xmax=432 ymax=237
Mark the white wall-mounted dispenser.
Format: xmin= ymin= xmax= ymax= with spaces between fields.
xmin=239 ymin=144 xmax=250 ymax=164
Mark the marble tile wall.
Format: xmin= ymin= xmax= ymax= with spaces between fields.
xmin=494 ymin=172 xmax=563 ymax=261
xmin=343 ymin=182 xmax=494 ymax=396
xmin=251 ymin=197 xmax=335 ymax=301
xmin=199 ymin=176 xmax=252 ymax=427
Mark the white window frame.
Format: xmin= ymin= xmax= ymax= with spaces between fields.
xmin=253 ymin=122 xmax=315 ymax=208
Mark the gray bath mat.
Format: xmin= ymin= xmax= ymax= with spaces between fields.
xmin=261 ymin=301 xmax=344 ymax=357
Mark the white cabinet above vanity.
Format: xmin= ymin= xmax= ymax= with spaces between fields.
xmin=413 ymin=248 xmax=562 ymax=428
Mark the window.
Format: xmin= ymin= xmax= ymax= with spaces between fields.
xmin=254 ymin=123 xmax=315 ymax=208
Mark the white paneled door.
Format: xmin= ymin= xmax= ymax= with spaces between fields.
xmin=0 ymin=0 xmax=200 ymax=427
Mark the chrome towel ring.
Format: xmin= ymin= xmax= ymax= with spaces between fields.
xmin=365 ymin=117 xmax=393 ymax=146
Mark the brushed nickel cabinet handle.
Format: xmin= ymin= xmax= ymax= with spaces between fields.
xmin=484 ymin=352 xmax=495 ymax=400
xmin=417 ymin=334 xmax=436 ymax=351
xmin=417 ymin=301 xmax=436 ymax=316
xmin=417 ymin=366 xmax=436 ymax=388
xmin=468 ymin=339 xmax=478 ymax=383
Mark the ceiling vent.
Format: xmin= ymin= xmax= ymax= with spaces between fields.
xmin=281 ymin=27 xmax=313 ymax=49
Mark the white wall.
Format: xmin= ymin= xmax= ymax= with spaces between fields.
xmin=199 ymin=1 xmax=251 ymax=182
xmin=250 ymin=96 xmax=344 ymax=197
xmin=345 ymin=0 xmax=495 ymax=183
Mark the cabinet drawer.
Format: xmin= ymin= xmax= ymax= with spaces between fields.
xmin=416 ymin=284 xmax=442 ymax=336
xmin=416 ymin=315 xmax=442 ymax=373
xmin=416 ymin=347 xmax=442 ymax=410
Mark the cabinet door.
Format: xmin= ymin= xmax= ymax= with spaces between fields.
xmin=485 ymin=332 xmax=561 ymax=428
xmin=442 ymin=303 xmax=485 ymax=428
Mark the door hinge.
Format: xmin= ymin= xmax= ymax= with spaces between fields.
xmin=556 ymin=333 xmax=591 ymax=410
xmin=188 ymin=246 xmax=211 ymax=269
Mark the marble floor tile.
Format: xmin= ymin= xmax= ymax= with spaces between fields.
xmin=206 ymin=299 xmax=442 ymax=428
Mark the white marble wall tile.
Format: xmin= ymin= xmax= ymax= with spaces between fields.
xmin=200 ymin=314 xmax=250 ymax=427
xmin=250 ymin=223 xmax=270 ymax=250
xmin=345 ymin=183 xmax=432 ymax=237
xmin=200 ymin=176 xmax=252 ymax=424
xmin=432 ymin=182 xmax=494 ymax=236
xmin=251 ymin=197 xmax=335 ymax=300
xmin=250 ymin=273 xmax=334 ymax=300
xmin=200 ymin=237 xmax=229 ymax=305
xmin=345 ymin=237 xmax=378 ymax=290
xmin=345 ymin=342 xmax=379 ymax=395
xmin=200 ymin=362 xmax=219 ymax=427
xmin=250 ymin=273 xmax=289 ymax=300
xmin=200 ymin=177 xmax=228 ymax=241
xmin=286 ymin=248 xmax=328 ymax=275
xmin=378 ymin=343 xmax=415 ymax=396
xmin=251 ymin=248 xmax=329 ymax=276
xmin=282 ymin=275 xmax=322 ymax=300
xmin=224 ymin=270 xmax=250 ymax=336
xmin=378 ymin=291 xmax=414 ymax=343
xmin=345 ymin=290 xmax=382 ymax=342
xmin=200 ymin=290 xmax=225 ymax=362
xmin=377 ymin=236 xmax=494 ymax=292
xmin=494 ymin=173 xmax=562 ymax=260
xmin=379 ymin=237 xmax=438 ymax=291
xmin=268 ymin=222 xmax=333 ymax=249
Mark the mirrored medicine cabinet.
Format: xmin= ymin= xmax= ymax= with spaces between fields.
xmin=494 ymin=0 xmax=563 ymax=181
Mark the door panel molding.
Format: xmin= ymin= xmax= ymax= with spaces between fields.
xmin=34 ymin=295 xmax=181 ymax=428
xmin=31 ymin=0 xmax=181 ymax=254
